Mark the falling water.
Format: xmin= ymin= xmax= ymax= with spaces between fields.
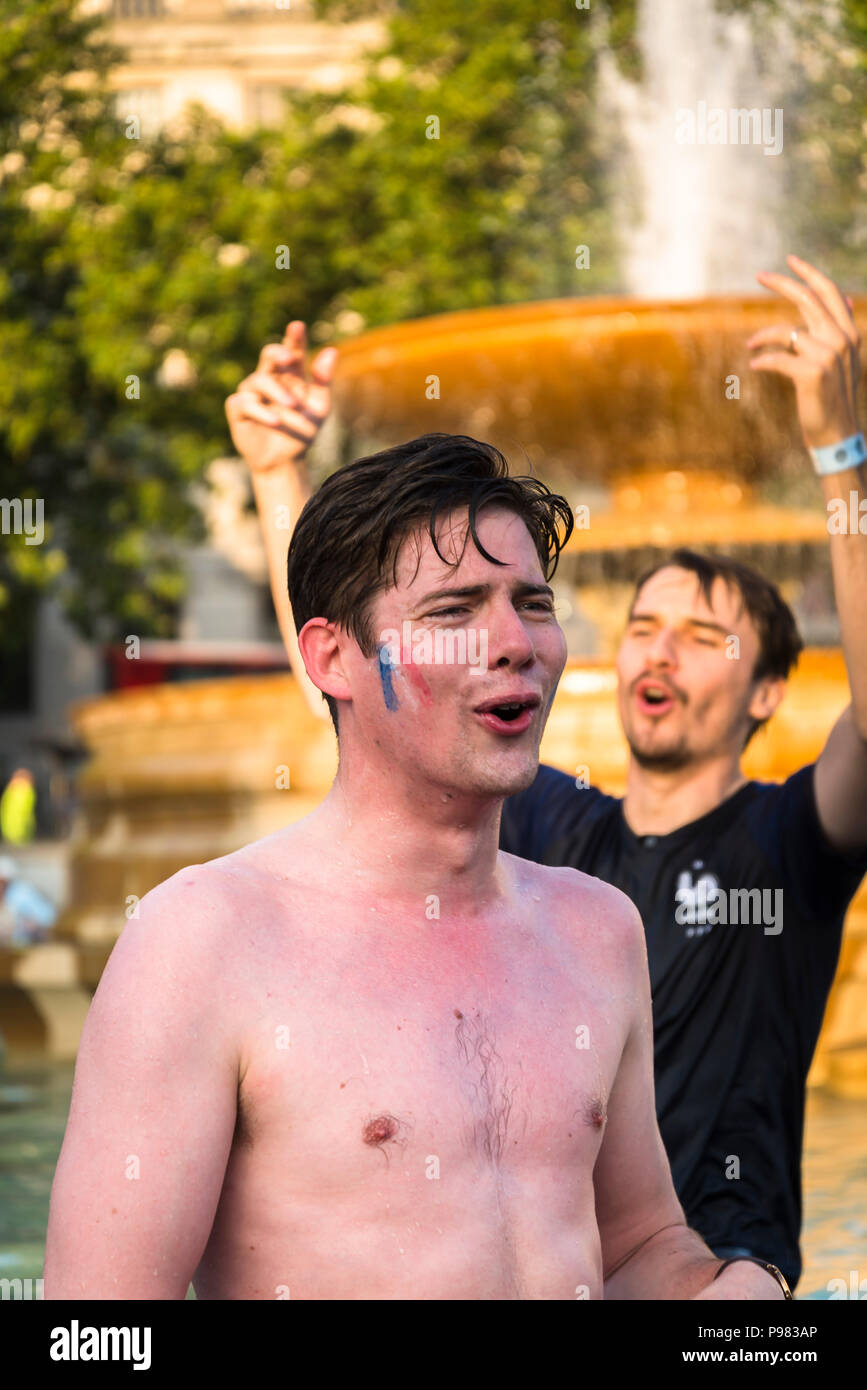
xmin=603 ymin=0 xmax=797 ymax=297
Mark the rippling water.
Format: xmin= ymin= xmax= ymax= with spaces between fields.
xmin=1 ymin=1064 xmax=864 ymax=1299
xmin=798 ymin=1089 xmax=867 ymax=1299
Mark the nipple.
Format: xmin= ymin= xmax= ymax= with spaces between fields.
xmin=363 ymin=1113 xmax=400 ymax=1147
xmin=587 ymin=1099 xmax=606 ymax=1130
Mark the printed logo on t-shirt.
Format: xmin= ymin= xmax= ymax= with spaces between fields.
xmin=674 ymin=860 xmax=785 ymax=937
xmin=674 ymin=861 xmax=720 ymax=938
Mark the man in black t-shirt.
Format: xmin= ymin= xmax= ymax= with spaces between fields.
xmin=501 ymin=744 xmax=867 ymax=1288
xmin=501 ymin=257 xmax=867 ymax=1289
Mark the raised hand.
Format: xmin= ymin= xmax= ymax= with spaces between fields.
xmin=225 ymin=321 xmax=338 ymax=473
xmin=747 ymin=254 xmax=861 ymax=450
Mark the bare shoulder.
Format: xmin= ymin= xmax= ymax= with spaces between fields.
xmin=132 ymin=828 xmax=300 ymax=940
xmin=92 ymin=853 xmax=265 ymax=1021
xmin=502 ymin=849 xmax=645 ymax=969
xmin=123 ymin=857 xmax=243 ymax=954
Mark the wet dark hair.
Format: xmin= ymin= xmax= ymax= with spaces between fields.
xmin=629 ymin=548 xmax=804 ymax=746
xmin=287 ymin=432 xmax=574 ymax=735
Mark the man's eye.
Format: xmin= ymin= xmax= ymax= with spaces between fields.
xmin=695 ymin=637 xmax=719 ymax=647
xmin=428 ymin=606 xmax=469 ymax=618
xmin=525 ymin=601 xmax=555 ymax=613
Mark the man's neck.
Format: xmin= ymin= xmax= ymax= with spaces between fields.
xmin=305 ymin=760 xmax=507 ymax=918
xmin=622 ymin=754 xmax=748 ymax=837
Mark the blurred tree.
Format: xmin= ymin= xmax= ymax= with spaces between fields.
xmin=0 ymin=3 xmax=381 ymax=652
xmin=1 ymin=0 xmax=864 ymax=675
xmin=0 ymin=0 xmax=201 ymax=654
xmin=302 ymin=0 xmax=633 ymax=330
xmin=776 ymin=0 xmax=867 ymax=284
xmin=0 ymin=0 xmax=631 ymax=664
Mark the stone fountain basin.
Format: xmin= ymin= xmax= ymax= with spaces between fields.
xmin=331 ymin=295 xmax=867 ymax=481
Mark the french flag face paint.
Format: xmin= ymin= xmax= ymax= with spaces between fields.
xmin=402 ymin=660 xmax=433 ymax=707
xmin=377 ymin=644 xmax=400 ymax=711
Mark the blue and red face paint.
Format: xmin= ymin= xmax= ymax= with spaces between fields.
xmin=377 ymin=645 xmax=400 ymax=711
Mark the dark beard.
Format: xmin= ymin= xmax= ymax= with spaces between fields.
xmin=627 ymin=737 xmax=692 ymax=771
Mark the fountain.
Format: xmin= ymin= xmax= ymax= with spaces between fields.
xmin=2 ymin=0 xmax=865 ymax=1095
xmin=603 ymin=0 xmax=789 ymax=298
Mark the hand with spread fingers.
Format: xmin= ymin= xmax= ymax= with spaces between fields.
xmin=747 ymin=253 xmax=862 ymax=450
xmin=225 ymin=320 xmax=337 ymax=473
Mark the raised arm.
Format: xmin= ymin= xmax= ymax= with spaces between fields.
xmin=225 ymin=321 xmax=337 ymax=720
xmin=44 ymin=868 xmax=239 ymax=1299
xmin=749 ymin=255 xmax=867 ymax=851
xmin=594 ymin=891 xmax=784 ymax=1300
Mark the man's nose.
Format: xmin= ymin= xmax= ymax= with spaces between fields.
xmin=486 ymin=599 xmax=537 ymax=669
xmin=646 ymin=628 xmax=679 ymax=666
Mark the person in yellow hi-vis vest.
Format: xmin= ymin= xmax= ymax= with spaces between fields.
xmin=0 ymin=768 xmax=36 ymax=844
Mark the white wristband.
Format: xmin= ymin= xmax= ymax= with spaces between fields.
xmin=809 ymin=432 xmax=866 ymax=476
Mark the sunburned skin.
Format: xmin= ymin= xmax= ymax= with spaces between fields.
xmin=173 ymin=833 xmax=630 ymax=1301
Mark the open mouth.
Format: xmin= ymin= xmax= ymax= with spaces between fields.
xmin=474 ymin=695 xmax=540 ymax=736
xmin=488 ymin=702 xmax=528 ymax=722
xmin=635 ymin=681 xmax=677 ymax=715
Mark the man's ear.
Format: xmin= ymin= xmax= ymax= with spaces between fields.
xmin=297 ymin=618 xmax=351 ymax=707
xmin=747 ymin=675 xmax=787 ymax=725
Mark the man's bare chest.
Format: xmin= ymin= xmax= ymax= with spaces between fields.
xmin=233 ymin=938 xmax=627 ymax=1184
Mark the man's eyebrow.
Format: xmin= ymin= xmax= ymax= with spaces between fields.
xmin=685 ymin=619 xmax=729 ymax=636
xmin=412 ymin=581 xmax=555 ymax=606
xmin=627 ymin=610 xmax=728 ymax=636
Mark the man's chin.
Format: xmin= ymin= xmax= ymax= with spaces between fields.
xmin=466 ymin=751 xmax=543 ymax=799
xmin=627 ymin=736 xmax=692 ymax=772
xmin=500 ymin=760 xmax=543 ymax=796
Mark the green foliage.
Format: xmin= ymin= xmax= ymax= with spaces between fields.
xmin=0 ymin=0 xmax=196 ymax=645
xmin=302 ymin=0 xmax=638 ymax=325
xmin=779 ymin=0 xmax=867 ymax=284
xmin=0 ymin=0 xmax=632 ymax=657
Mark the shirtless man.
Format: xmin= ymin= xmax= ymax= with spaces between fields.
xmin=45 ymin=431 xmax=783 ymax=1299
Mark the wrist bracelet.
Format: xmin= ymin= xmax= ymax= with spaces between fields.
xmin=809 ymin=432 xmax=866 ymax=476
xmin=713 ymin=1255 xmax=794 ymax=1299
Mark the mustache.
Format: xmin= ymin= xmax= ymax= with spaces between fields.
xmin=631 ymin=673 xmax=687 ymax=703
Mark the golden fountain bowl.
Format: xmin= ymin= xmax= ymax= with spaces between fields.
xmin=330 ymin=294 xmax=867 ymax=483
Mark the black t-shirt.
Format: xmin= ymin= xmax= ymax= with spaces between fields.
xmin=500 ymin=762 xmax=867 ymax=1289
